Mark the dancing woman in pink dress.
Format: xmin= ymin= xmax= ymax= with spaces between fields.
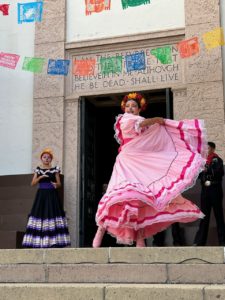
xmin=93 ymin=92 xmax=207 ymax=247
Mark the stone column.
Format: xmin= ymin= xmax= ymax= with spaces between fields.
xmin=64 ymin=98 xmax=80 ymax=246
xmin=172 ymin=86 xmax=187 ymax=120
xmin=32 ymin=0 xmax=66 ymax=168
xmin=184 ymin=0 xmax=225 ymax=159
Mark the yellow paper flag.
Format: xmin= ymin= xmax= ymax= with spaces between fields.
xmin=202 ymin=27 xmax=225 ymax=49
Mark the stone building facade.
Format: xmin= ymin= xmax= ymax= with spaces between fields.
xmin=33 ymin=0 xmax=225 ymax=246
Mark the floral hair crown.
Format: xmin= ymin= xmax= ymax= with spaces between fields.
xmin=40 ymin=148 xmax=54 ymax=159
xmin=121 ymin=92 xmax=147 ymax=112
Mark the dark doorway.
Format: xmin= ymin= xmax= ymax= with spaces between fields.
xmin=79 ymin=89 xmax=173 ymax=247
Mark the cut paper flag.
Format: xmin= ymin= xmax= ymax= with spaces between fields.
xmin=100 ymin=56 xmax=123 ymax=75
xmin=121 ymin=0 xmax=150 ymax=9
xmin=47 ymin=59 xmax=70 ymax=75
xmin=125 ymin=51 xmax=146 ymax=72
xmin=73 ymin=59 xmax=96 ymax=76
xmin=0 ymin=4 xmax=10 ymax=16
xmin=18 ymin=2 xmax=43 ymax=24
xmin=150 ymin=46 xmax=172 ymax=64
xmin=85 ymin=0 xmax=111 ymax=15
xmin=0 ymin=52 xmax=20 ymax=69
xmin=177 ymin=37 xmax=200 ymax=58
xmin=22 ymin=57 xmax=45 ymax=73
xmin=202 ymin=27 xmax=225 ymax=50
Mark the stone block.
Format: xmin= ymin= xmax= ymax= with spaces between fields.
xmin=0 ymin=283 xmax=104 ymax=300
xmin=35 ymin=16 xmax=65 ymax=44
xmin=185 ymin=0 xmax=220 ymax=26
xmin=205 ymin=285 xmax=225 ymax=300
xmin=0 ymin=265 xmax=46 ymax=283
xmin=32 ymin=122 xmax=64 ymax=169
xmin=105 ymin=284 xmax=204 ymax=300
xmin=44 ymin=248 xmax=109 ymax=264
xmin=109 ymin=247 xmax=224 ymax=264
xmin=0 ymin=249 xmax=44 ymax=264
xmin=33 ymin=97 xmax=64 ymax=124
xmin=168 ymin=264 xmax=225 ymax=283
xmin=48 ymin=264 xmax=167 ymax=283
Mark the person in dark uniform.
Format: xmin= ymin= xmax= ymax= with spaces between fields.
xmin=194 ymin=142 xmax=225 ymax=246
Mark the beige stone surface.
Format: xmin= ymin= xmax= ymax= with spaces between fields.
xmin=41 ymin=0 xmax=66 ymax=19
xmin=34 ymin=41 xmax=65 ymax=59
xmin=185 ymin=0 xmax=220 ymax=26
xmin=63 ymin=99 xmax=79 ymax=246
xmin=32 ymin=122 xmax=64 ymax=169
xmin=0 ymin=250 xmax=44 ymax=264
xmin=48 ymin=264 xmax=167 ymax=283
xmin=205 ymin=285 xmax=225 ymax=300
xmin=35 ymin=16 xmax=65 ymax=45
xmin=168 ymin=264 xmax=225 ymax=283
xmin=33 ymin=97 xmax=64 ymax=124
xmin=0 ymin=284 xmax=104 ymax=300
xmin=44 ymin=248 xmax=109 ymax=264
xmin=0 ymin=265 xmax=46 ymax=283
xmin=34 ymin=74 xmax=65 ymax=99
xmin=105 ymin=284 xmax=204 ymax=300
xmin=184 ymin=22 xmax=223 ymax=84
xmin=109 ymin=247 xmax=224 ymax=264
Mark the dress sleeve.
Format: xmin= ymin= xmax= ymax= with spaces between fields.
xmin=55 ymin=166 xmax=61 ymax=173
xmin=120 ymin=113 xmax=145 ymax=137
xmin=34 ymin=166 xmax=40 ymax=174
xmin=114 ymin=114 xmax=123 ymax=144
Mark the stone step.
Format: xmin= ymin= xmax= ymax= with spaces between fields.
xmin=0 ymin=231 xmax=24 ymax=249
xmin=0 ymin=283 xmax=225 ymax=300
xmin=0 ymin=248 xmax=224 ymax=284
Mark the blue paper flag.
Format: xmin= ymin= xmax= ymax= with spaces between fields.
xmin=125 ymin=51 xmax=146 ymax=72
xmin=47 ymin=59 xmax=70 ymax=76
xmin=18 ymin=2 xmax=43 ymax=24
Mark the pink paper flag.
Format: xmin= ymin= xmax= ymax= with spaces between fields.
xmin=0 ymin=52 xmax=20 ymax=69
xmin=0 ymin=4 xmax=9 ymax=16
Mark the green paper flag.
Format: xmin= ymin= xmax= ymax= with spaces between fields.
xmin=100 ymin=56 xmax=123 ymax=75
xmin=121 ymin=0 xmax=150 ymax=9
xmin=150 ymin=46 xmax=172 ymax=65
xmin=22 ymin=57 xmax=45 ymax=73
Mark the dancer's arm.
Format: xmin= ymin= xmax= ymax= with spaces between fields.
xmin=31 ymin=173 xmax=49 ymax=186
xmin=139 ymin=117 xmax=165 ymax=128
xmin=51 ymin=172 xmax=61 ymax=189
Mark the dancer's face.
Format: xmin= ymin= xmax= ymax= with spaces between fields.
xmin=125 ymin=100 xmax=141 ymax=115
xmin=41 ymin=153 xmax=52 ymax=165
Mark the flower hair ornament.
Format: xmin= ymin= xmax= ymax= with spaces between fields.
xmin=121 ymin=92 xmax=147 ymax=112
xmin=40 ymin=148 xmax=54 ymax=159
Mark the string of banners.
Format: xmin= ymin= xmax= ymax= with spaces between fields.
xmin=0 ymin=27 xmax=224 ymax=75
xmin=1 ymin=0 xmax=176 ymax=19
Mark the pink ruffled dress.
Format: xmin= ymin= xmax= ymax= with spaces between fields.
xmin=95 ymin=113 xmax=207 ymax=245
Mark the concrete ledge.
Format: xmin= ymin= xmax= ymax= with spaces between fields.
xmin=168 ymin=264 xmax=225 ymax=284
xmin=105 ymin=284 xmax=204 ymax=300
xmin=0 ymin=283 xmax=104 ymax=300
xmin=109 ymin=247 xmax=224 ymax=264
xmin=0 ymin=265 xmax=46 ymax=283
xmin=44 ymin=248 xmax=109 ymax=264
xmin=0 ymin=249 xmax=44 ymax=264
xmin=47 ymin=264 xmax=167 ymax=283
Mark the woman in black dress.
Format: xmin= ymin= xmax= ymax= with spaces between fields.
xmin=22 ymin=148 xmax=71 ymax=248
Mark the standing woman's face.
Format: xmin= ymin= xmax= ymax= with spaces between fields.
xmin=125 ymin=100 xmax=141 ymax=115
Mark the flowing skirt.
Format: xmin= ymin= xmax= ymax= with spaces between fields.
xmin=22 ymin=188 xmax=71 ymax=248
xmin=95 ymin=119 xmax=207 ymax=244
